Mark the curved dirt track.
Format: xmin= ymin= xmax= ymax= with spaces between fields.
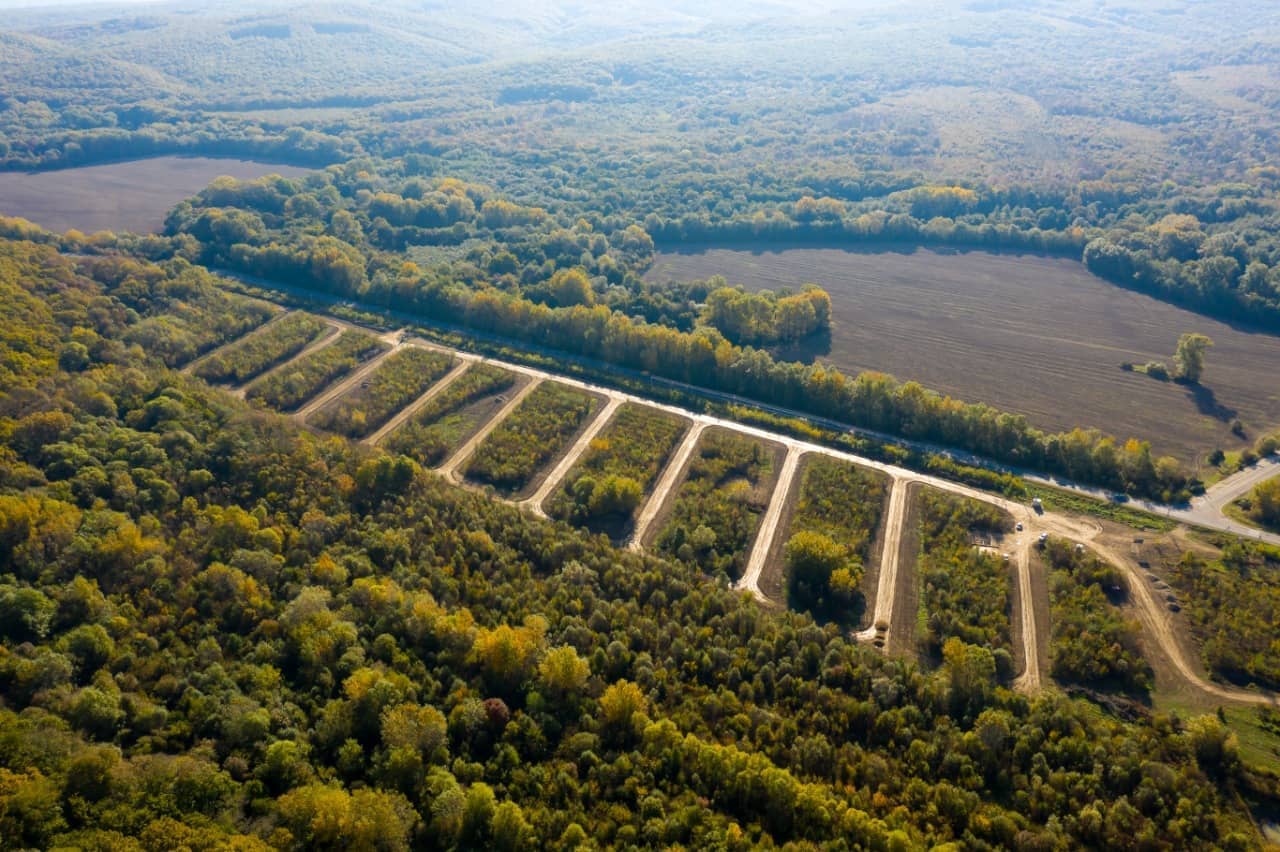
xmin=1084 ymin=536 xmax=1277 ymax=707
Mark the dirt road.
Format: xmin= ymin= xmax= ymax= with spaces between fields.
xmin=295 ymin=333 xmax=406 ymax=420
xmin=437 ymin=377 xmax=543 ymax=483
xmin=734 ymin=446 xmax=804 ymax=601
xmin=364 ymin=357 xmax=474 ymax=446
xmin=179 ymin=307 xmax=292 ymax=375
xmin=1011 ymin=542 xmax=1042 ymax=692
xmin=628 ymin=422 xmax=706 ymax=551
xmin=856 ymin=477 xmax=910 ymax=646
xmin=521 ymin=396 xmax=624 ymax=517
xmin=197 ymin=306 xmax=1280 ymax=705
xmin=231 ymin=319 xmax=345 ymax=399
xmin=1083 ymin=536 xmax=1276 ymax=706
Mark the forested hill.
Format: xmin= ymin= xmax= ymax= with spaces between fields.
xmin=0 ymin=237 xmax=1270 ymax=847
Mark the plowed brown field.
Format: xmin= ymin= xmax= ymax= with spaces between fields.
xmin=0 ymin=156 xmax=312 ymax=234
xmin=647 ymin=246 xmax=1280 ymax=464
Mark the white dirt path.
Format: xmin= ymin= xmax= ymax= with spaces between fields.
xmin=364 ymin=357 xmax=472 ymax=446
xmin=520 ymin=396 xmax=624 ymax=517
xmin=628 ymin=421 xmax=706 ymax=551
xmin=734 ymin=445 xmax=804 ymax=601
xmin=436 ymin=377 xmax=543 ymax=484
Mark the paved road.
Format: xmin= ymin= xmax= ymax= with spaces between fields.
xmin=1182 ymin=454 xmax=1280 ymax=525
xmin=734 ymin=446 xmax=804 ymax=600
xmin=521 ymin=396 xmax=624 ymax=517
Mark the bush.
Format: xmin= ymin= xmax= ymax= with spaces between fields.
xmin=547 ymin=404 xmax=686 ymax=533
xmin=193 ymin=312 xmax=331 ymax=384
xmin=783 ymin=456 xmax=887 ymax=621
xmin=246 ymin=329 xmax=386 ymax=411
xmin=384 ymin=364 xmax=516 ymax=466
xmin=465 ymin=383 xmax=597 ymax=492
xmin=310 ymin=347 xmax=454 ymax=437
xmin=655 ymin=430 xmax=776 ymax=578
xmin=1045 ymin=538 xmax=1151 ymax=695
xmin=919 ymin=490 xmax=1013 ymax=657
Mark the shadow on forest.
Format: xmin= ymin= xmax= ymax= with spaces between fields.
xmin=1185 ymin=383 xmax=1236 ymax=422
xmin=770 ymin=327 xmax=833 ymax=364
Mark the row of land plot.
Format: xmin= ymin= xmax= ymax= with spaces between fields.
xmin=182 ymin=308 xmax=1280 ymax=717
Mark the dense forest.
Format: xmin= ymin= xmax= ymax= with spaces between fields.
xmin=2 ymin=234 xmax=1272 ymax=848
xmin=4 ymin=1 xmax=1280 ymax=844
xmin=141 ymin=165 xmax=1207 ymax=502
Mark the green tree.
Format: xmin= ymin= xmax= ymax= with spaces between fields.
xmin=1250 ymin=477 xmax=1280 ymax=528
xmin=1173 ymin=332 xmax=1213 ymax=383
xmin=537 ymin=645 xmax=591 ymax=700
xmin=784 ymin=530 xmax=858 ymax=612
xmin=548 ymin=268 xmax=595 ymax=307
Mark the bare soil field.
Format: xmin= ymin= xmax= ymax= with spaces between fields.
xmin=646 ymin=246 xmax=1280 ymax=464
xmin=0 ymin=156 xmax=312 ymax=234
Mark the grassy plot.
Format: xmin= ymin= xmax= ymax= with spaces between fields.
xmin=245 ymin=329 xmax=386 ymax=412
xmin=917 ymin=490 xmax=1014 ymax=663
xmin=546 ymin=404 xmax=688 ymax=538
xmin=464 ymin=382 xmax=598 ymax=493
xmin=1025 ymin=485 xmax=1174 ymax=532
xmin=655 ymin=429 xmax=778 ymax=579
xmin=383 ymin=364 xmax=517 ymax=466
xmin=1045 ymin=538 xmax=1152 ymax=697
xmin=193 ymin=312 xmax=331 ymax=385
xmin=1167 ymin=540 xmax=1280 ymax=691
xmin=780 ymin=455 xmax=888 ymax=623
xmin=309 ymin=347 xmax=454 ymax=438
xmin=125 ymin=292 xmax=277 ymax=368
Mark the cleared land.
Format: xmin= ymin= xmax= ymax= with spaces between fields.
xmin=309 ymin=347 xmax=455 ymax=438
xmin=463 ymin=382 xmax=601 ymax=496
xmin=646 ymin=246 xmax=1280 ymax=463
xmin=545 ymin=403 xmax=689 ymax=540
xmin=384 ymin=364 xmax=521 ymax=467
xmin=0 ymin=156 xmax=311 ymax=234
xmin=652 ymin=427 xmax=785 ymax=581
xmin=760 ymin=454 xmax=890 ymax=624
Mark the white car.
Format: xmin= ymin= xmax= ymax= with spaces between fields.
xmin=1015 ymin=522 xmax=1023 ymax=532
